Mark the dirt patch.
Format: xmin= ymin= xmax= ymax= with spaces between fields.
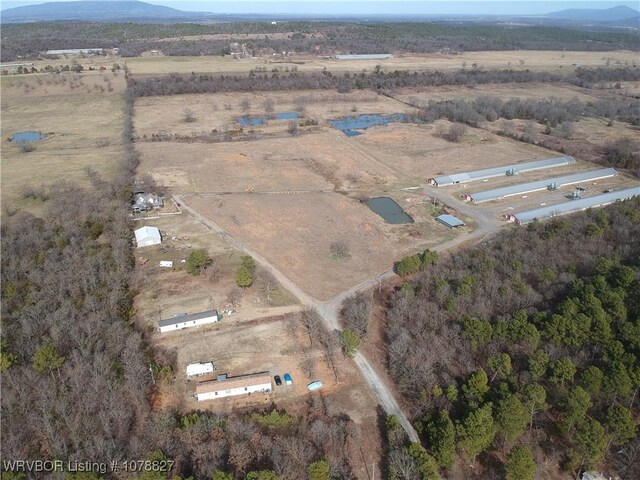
xmin=184 ymin=192 xmax=444 ymax=300
xmin=137 ymin=129 xmax=401 ymax=194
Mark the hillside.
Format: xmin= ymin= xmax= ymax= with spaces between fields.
xmin=0 ymin=0 xmax=210 ymax=23
xmin=547 ymin=5 xmax=640 ymax=22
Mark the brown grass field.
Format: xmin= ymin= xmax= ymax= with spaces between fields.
xmin=395 ymin=82 xmax=599 ymax=104
xmin=120 ymin=50 xmax=638 ymax=76
xmin=134 ymin=84 xmax=636 ymax=300
xmin=133 ymin=89 xmax=411 ymax=136
xmin=1 ymin=73 xmax=127 ymax=209
xmin=137 ymin=129 xmax=404 ymax=194
xmin=353 ymin=120 xmax=562 ymax=179
xmin=184 ymin=191 xmax=458 ymax=300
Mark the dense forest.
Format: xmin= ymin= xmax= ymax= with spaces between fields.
xmin=2 ymin=21 xmax=640 ymax=61
xmin=384 ymin=199 xmax=640 ymax=479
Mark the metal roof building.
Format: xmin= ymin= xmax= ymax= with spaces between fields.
xmin=427 ymin=156 xmax=576 ymax=187
xmin=134 ymin=226 xmax=161 ymax=248
xmin=436 ymin=214 xmax=465 ymax=228
xmin=159 ymin=309 xmax=219 ymax=333
xmin=465 ymin=168 xmax=618 ymax=204
xmin=195 ymin=372 xmax=272 ymax=401
xmin=335 ymin=54 xmax=392 ymax=60
xmin=507 ymin=187 xmax=639 ymax=224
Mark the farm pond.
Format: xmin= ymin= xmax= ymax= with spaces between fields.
xmin=10 ymin=131 xmax=47 ymax=143
xmin=365 ymin=197 xmax=414 ymax=224
xmin=329 ymin=113 xmax=406 ymax=137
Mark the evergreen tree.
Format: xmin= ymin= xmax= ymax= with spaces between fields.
xmin=235 ymin=265 xmax=253 ymax=288
xmin=457 ymin=404 xmax=496 ymax=462
xmin=505 ymin=445 xmax=536 ymax=480
xmin=424 ymin=410 xmax=456 ymax=468
xmin=495 ymin=394 xmax=529 ymax=447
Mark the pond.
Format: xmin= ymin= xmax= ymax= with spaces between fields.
xmin=365 ymin=197 xmax=414 ymax=224
xmin=329 ymin=113 xmax=405 ymax=137
xmin=238 ymin=112 xmax=300 ymax=126
xmin=10 ymin=131 xmax=47 ymax=143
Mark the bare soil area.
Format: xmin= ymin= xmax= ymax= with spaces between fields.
xmin=184 ymin=192 xmax=448 ymax=300
xmin=137 ymin=129 xmax=402 ymax=194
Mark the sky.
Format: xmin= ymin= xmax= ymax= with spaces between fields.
xmin=1 ymin=0 xmax=639 ymax=15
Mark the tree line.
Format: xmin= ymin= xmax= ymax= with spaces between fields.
xmin=383 ymin=199 xmax=640 ymax=479
xmin=126 ymin=66 xmax=640 ymax=99
xmin=3 ymin=21 xmax=640 ymax=61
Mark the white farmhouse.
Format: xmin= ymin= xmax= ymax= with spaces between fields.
xmin=134 ymin=226 xmax=161 ymax=248
xmin=158 ymin=309 xmax=219 ymax=333
xmin=186 ymin=362 xmax=215 ymax=378
xmin=195 ymin=372 xmax=272 ymax=401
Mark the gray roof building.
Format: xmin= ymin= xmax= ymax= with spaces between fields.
xmin=428 ymin=156 xmax=576 ymax=187
xmin=465 ymin=168 xmax=618 ymax=204
xmin=159 ymin=310 xmax=219 ymax=328
xmin=436 ymin=214 xmax=465 ymax=228
xmin=507 ymin=186 xmax=640 ymax=224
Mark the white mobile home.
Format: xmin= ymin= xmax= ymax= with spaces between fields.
xmin=158 ymin=310 xmax=219 ymax=333
xmin=195 ymin=372 xmax=272 ymax=401
xmin=186 ymin=362 xmax=215 ymax=378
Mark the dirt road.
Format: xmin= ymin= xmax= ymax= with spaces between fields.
xmin=176 ymin=191 xmax=501 ymax=444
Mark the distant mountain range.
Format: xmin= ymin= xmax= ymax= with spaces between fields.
xmin=0 ymin=0 xmax=211 ymax=22
xmin=546 ymin=5 xmax=639 ymax=22
xmin=1 ymin=0 xmax=639 ymax=25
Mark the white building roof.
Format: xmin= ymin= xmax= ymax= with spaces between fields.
xmin=429 ymin=156 xmax=576 ymax=186
xmin=186 ymin=362 xmax=214 ymax=377
xmin=134 ymin=226 xmax=161 ymax=243
xmin=467 ymin=168 xmax=618 ymax=203
xmin=510 ymin=186 xmax=639 ymax=224
xmin=158 ymin=309 xmax=218 ymax=328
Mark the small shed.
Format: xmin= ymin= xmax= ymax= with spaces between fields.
xmin=134 ymin=226 xmax=161 ymax=248
xmin=159 ymin=261 xmax=173 ymax=268
xmin=436 ymin=214 xmax=465 ymax=228
xmin=186 ymin=362 xmax=215 ymax=378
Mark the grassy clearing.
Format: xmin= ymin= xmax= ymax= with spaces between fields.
xmin=1 ymin=77 xmax=126 ymax=210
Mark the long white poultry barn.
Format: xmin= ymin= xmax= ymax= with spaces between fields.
xmin=465 ymin=168 xmax=618 ymax=204
xmin=428 ymin=156 xmax=576 ymax=187
xmin=506 ymin=187 xmax=640 ymax=224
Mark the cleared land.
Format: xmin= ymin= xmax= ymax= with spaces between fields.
xmin=183 ymin=192 xmax=456 ymax=300
xmin=1 ymin=73 xmax=126 ymax=208
xmin=123 ymin=50 xmax=638 ymax=76
xmin=133 ymin=208 xmax=298 ymax=331
xmin=137 ymin=129 xmax=403 ymax=194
